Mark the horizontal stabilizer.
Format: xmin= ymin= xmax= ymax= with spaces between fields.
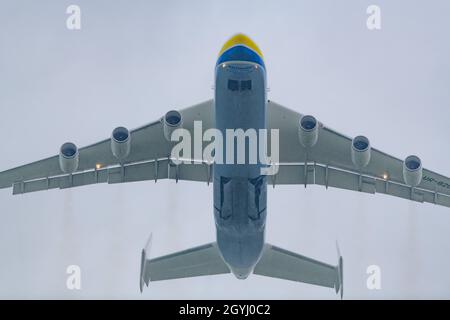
xmin=140 ymin=239 xmax=230 ymax=292
xmin=253 ymin=244 xmax=343 ymax=298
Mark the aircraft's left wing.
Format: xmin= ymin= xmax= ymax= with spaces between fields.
xmin=266 ymin=101 xmax=450 ymax=208
xmin=0 ymin=100 xmax=214 ymax=195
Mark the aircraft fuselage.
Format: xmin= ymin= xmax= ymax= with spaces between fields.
xmin=213 ymin=44 xmax=268 ymax=279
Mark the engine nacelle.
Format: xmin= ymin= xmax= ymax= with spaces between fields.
xmin=403 ymin=155 xmax=422 ymax=187
xmin=298 ymin=115 xmax=318 ymax=148
xmin=59 ymin=142 xmax=79 ymax=174
xmin=111 ymin=126 xmax=131 ymax=160
xmin=351 ymin=135 xmax=371 ymax=168
xmin=163 ymin=110 xmax=183 ymax=141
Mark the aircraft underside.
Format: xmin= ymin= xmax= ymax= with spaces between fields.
xmin=1 ymin=34 xmax=449 ymax=299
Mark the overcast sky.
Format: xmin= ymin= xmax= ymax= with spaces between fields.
xmin=0 ymin=0 xmax=450 ymax=299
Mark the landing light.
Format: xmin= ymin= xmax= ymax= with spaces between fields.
xmin=222 ymin=63 xmax=226 ymax=68
xmin=382 ymin=173 xmax=388 ymax=180
xmin=96 ymin=163 xmax=102 ymax=170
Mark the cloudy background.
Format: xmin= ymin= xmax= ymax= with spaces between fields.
xmin=0 ymin=0 xmax=450 ymax=299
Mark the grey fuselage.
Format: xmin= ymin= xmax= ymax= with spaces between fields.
xmin=213 ymin=61 xmax=268 ymax=279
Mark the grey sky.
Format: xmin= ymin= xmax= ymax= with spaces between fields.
xmin=0 ymin=0 xmax=449 ymax=299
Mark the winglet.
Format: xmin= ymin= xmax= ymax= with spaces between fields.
xmin=139 ymin=233 xmax=153 ymax=293
xmin=335 ymin=241 xmax=344 ymax=299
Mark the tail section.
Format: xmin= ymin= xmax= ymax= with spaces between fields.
xmin=253 ymin=243 xmax=344 ymax=298
xmin=139 ymin=237 xmax=231 ymax=293
xmin=139 ymin=235 xmax=344 ymax=297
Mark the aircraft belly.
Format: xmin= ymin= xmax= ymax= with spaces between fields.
xmin=213 ymin=61 xmax=268 ymax=272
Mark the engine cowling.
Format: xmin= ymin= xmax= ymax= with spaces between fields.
xmin=351 ymin=135 xmax=371 ymax=168
xmin=403 ymin=155 xmax=422 ymax=187
xmin=59 ymin=142 xmax=79 ymax=173
xmin=298 ymin=115 xmax=318 ymax=148
xmin=111 ymin=126 xmax=131 ymax=160
xmin=163 ymin=110 xmax=183 ymax=141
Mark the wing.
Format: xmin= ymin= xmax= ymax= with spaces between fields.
xmin=267 ymin=101 xmax=450 ymax=208
xmin=0 ymin=100 xmax=214 ymax=195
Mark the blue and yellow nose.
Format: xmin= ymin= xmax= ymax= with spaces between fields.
xmin=217 ymin=34 xmax=265 ymax=69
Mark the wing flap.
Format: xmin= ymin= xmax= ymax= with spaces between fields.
xmin=12 ymin=159 xmax=212 ymax=195
xmin=270 ymin=163 xmax=450 ymax=207
xmin=12 ymin=168 xmax=109 ymax=195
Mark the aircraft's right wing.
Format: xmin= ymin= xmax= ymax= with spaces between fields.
xmin=0 ymin=100 xmax=215 ymax=195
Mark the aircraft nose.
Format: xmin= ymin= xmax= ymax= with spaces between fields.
xmin=228 ymin=33 xmax=253 ymax=46
xmin=218 ymin=33 xmax=264 ymax=59
xmin=216 ymin=34 xmax=265 ymax=69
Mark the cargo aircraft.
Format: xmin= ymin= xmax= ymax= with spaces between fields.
xmin=1 ymin=34 xmax=449 ymax=298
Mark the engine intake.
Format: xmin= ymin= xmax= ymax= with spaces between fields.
xmin=403 ymin=155 xmax=422 ymax=187
xmin=59 ymin=142 xmax=79 ymax=173
xmin=298 ymin=115 xmax=318 ymax=148
xmin=111 ymin=126 xmax=131 ymax=160
xmin=163 ymin=110 xmax=183 ymax=141
xmin=351 ymin=135 xmax=371 ymax=168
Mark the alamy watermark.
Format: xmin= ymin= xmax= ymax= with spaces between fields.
xmin=169 ymin=121 xmax=280 ymax=176
xmin=366 ymin=264 xmax=382 ymax=290
xmin=367 ymin=5 xmax=381 ymax=30
xmin=66 ymin=265 xmax=82 ymax=290
xmin=66 ymin=5 xmax=81 ymax=30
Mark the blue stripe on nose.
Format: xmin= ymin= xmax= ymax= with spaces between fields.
xmin=217 ymin=45 xmax=265 ymax=69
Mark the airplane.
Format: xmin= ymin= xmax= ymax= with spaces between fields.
xmin=1 ymin=34 xmax=449 ymax=299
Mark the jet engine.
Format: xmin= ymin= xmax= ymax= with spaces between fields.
xmin=59 ymin=142 xmax=79 ymax=173
xmin=351 ymin=135 xmax=371 ymax=168
xmin=403 ymin=155 xmax=422 ymax=187
xmin=163 ymin=110 xmax=183 ymax=141
xmin=111 ymin=126 xmax=131 ymax=160
xmin=298 ymin=115 xmax=318 ymax=148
